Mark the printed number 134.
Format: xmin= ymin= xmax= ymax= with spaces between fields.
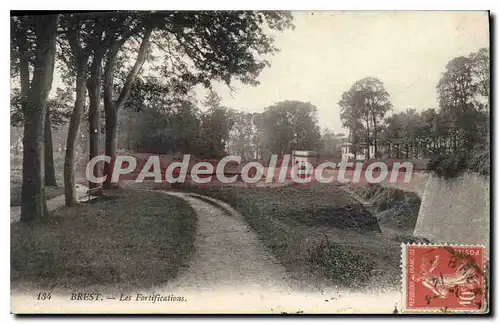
xmin=37 ymin=292 xmax=51 ymax=300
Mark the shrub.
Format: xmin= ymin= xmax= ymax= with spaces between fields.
xmin=378 ymin=204 xmax=418 ymax=229
xmin=287 ymin=206 xmax=381 ymax=232
xmin=376 ymin=191 xmax=421 ymax=230
xmin=426 ymin=154 xmax=445 ymax=172
xmin=308 ymin=238 xmax=375 ymax=289
xmin=468 ymin=147 xmax=490 ymax=175
xmin=427 ymin=153 xmax=467 ymax=179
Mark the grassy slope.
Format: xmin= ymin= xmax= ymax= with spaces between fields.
xmin=11 ymin=188 xmax=197 ymax=292
xmin=347 ymin=183 xmax=421 ymax=231
xmin=165 ymin=183 xmax=401 ymax=290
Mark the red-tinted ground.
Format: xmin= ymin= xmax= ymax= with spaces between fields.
xmin=77 ymin=153 xmax=421 ymax=187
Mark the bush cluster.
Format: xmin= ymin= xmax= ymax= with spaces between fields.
xmin=427 ymin=153 xmax=467 ymax=178
xmin=308 ymin=238 xmax=375 ymax=288
xmin=468 ymin=148 xmax=490 ymax=176
xmin=427 ymin=148 xmax=490 ymax=178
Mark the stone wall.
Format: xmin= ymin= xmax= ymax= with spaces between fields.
xmin=412 ymin=172 xmax=490 ymax=250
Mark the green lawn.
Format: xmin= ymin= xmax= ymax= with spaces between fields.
xmin=11 ymin=188 xmax=197 ymax=292
xmin=163 ymin=183 xmax=402 ymax=290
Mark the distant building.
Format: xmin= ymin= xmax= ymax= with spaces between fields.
xmin=292 ymin=150 xmax=318 ymax=167
xmin=341 ymin=138 xmax=375 ymax=160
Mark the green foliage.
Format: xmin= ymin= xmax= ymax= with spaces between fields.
xmin=339 ymin=77 xmax=392 ymax=154
xmin=427 ymin=145 xmax=490 ymax=178
xmin=93 ymin=11 xmax=294 ymax=159
xmin=427 ymin=153 xmax=467 ymax=179
xmin=308 ymin=238 xmax=375 ymax=288
xmin=11 ymin=87 xmax=73 ymax=129
xmin=137 ymin=102 xmax=201 ymax=155
xmin=197 ymin=90 xmax=235 ymax=158
xmin=261 ymin=100 xmax=322 ymax=154
xmin=125 ymin=76 xmax=185 ymax=113
xmin=375 ymin=47 xmax=489 ymax=161
xmin=469 ymin=47 xmax=490 ymax=98
xmin=469 ymin=146 xmax=490 ymax=175
xmin=319 ymin=128 xmax=344 ymax=158
xmin=10 ymin=15 xmax=37 ymax=77
xmin=227 ymin=111 xmax=256 ymax=160
xmin=124 ymin=11 xmax=295 ymax=91
xmin=133 ymin=87 xmax=237 ymax=158
xmin=134 ymin=90 xmax=325 ymax=159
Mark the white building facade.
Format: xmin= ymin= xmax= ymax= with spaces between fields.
xmin=341 ymin=141 xmax=375 ymax=160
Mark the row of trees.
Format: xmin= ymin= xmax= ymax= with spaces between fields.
xmin=339 ymin=47 xmax=489 ymax=163
xmin=10 ymin=11 xmax=294 ymax=221
xmin=87 ymin=49 xmax=491 ymax=169
xmin=134 ymin=88 xmax=236 ymax=159
xmin=132 ymin=86 xmax=324 ymax=161
xmin=10 ymin=12 xmax=489 ymax=223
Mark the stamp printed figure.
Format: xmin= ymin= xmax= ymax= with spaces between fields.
xmin=402 ymin=244 xmax=486 ymax=313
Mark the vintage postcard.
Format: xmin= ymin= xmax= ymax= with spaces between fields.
xmin=10 ymin=10 xmax=490 ymax=314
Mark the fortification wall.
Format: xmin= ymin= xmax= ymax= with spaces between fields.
xmin=404 ymin=172 xmax=490 ymax=251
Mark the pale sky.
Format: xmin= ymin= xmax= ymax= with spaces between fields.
xmin=200 ymin=11 xmax=489 ymax=133
xmin=46 ymin=11 xmax=489 ymax=134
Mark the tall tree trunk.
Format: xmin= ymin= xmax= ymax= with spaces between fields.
xmin=365 ymin=118 xmax=370 ymax=159
xmin=20 ymin=15 xmax=58 ymax=222
xmin=102 ymin=28 xmax=152 ymax=188
xmin=371 ymin=114 xmax=378 ymax=158
xmin=64 ymin=63 xmax=87 ymax=206
xmin=87 ymin=52 xmax=103 ymax=188
xmin=44 ymin=112 xmax=57 ymax=186
xmin=64 ymin=27 xmax=89 ymax=206
xmin=103 ymin=104 xmax=118 ymax=188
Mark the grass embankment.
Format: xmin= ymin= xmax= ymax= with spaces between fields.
xmin=164 ymin=183 xmax=401 ymax=290
xmin=11 ymin=188 xmax=197 ymax=291
xmin=346 ymin=183 xmax=429 ymax=244
xmin=346 ymin=183 xmax=421 ymax=231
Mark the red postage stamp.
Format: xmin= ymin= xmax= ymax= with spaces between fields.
xmin=402 ymin=244 xmax=487 ymax=313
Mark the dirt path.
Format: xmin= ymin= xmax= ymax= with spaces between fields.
xmin=161 ymin=191 xmax=293 ymax=293
xmin=11 ymin=188 xmax=401 ymax=313
xmin=141 ymin=191 xmax=400 ymax=313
